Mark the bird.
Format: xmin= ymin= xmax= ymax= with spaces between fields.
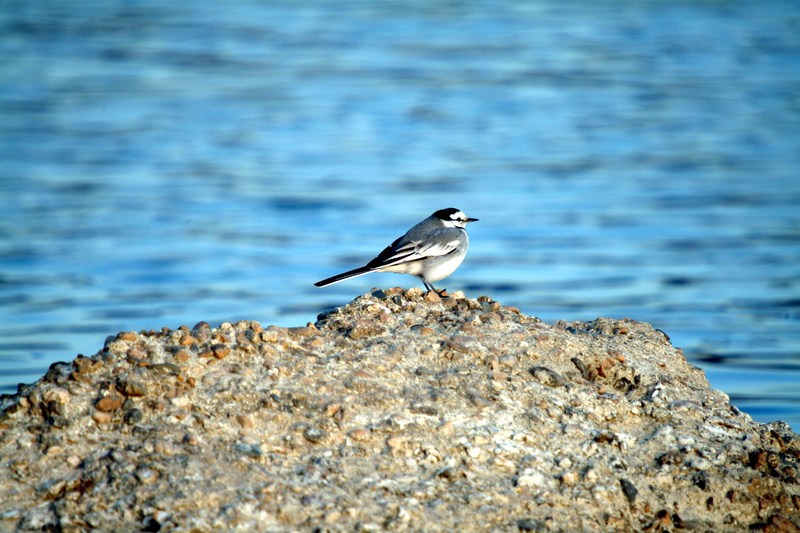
xmin=314 ymin=207 xmax=478 ymax=295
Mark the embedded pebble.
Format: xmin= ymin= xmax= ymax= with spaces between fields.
xmin=95 ymin=396 xmax=124 ymax=412
xmin=0 ymin=289 xmax=796 ymax=532
xmin=349 ymin=429 xmax=370 ymax=442
xmin=303 ymin=427 xmax=327 ymax=443
xmin=117 ymin=379 xmax=147 ymax=397
xmin=42 ymin=388 xmax=70 ymax=405
xmin=529 ymin=366 xmax=566 ymax=387
xmin=212 ymin=345 xmax=231 ymax=359
xmin=170 ymin=396 xmax=190 ymax=408
xmin=236 ymin=414 xmax=254 ymax=428
xmin=136 ymin=467 xmax=158 ymax=484
xmin=179 ymin=335 xmax=197 ymax=346
xmin=517 ymin=469 xmax=548 ymax=488
xmin=91 ymin=410 xmax=111 ymax=424
xmin=561 ymin=471 xmax=579 ymax=487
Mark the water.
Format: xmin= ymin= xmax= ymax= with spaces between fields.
xmin=1 ymin=1 xmax=799 ymax=430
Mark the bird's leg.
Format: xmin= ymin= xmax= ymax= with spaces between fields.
xmin=422 ymin=280 xmax=447 ymax=297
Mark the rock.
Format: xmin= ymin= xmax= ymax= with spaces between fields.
xmin=117 ymin=378 xmax=147 ymax=397
xmin=302 ymin=427 xmax=327 ymax=444
xmin=233 ymin=414 xmax=251 ymax=428
xmin=136 ymin=467 xmax=158 ymax=484
xmin=0 ymin=289 xmax=797 ymax=532
xmin=91 ymin=410 xmax=111 ymax=424
xmin=517 ymin=468 xmax=549 ymax=488
xmin=620 ymin=478 xmax=638 ymax=503
xmin=529 ymin=365 xmax=566 ymax=387
xmin=424 ymin=291 xmax=442 ymax=303
xmin=95 ymin=395 xmax=124 ymax=412
xmin=211 ymin=344 xmax=230 ymax=359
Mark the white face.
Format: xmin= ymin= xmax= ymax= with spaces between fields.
xmin=443 ymin=210 xmax=471 ymax=229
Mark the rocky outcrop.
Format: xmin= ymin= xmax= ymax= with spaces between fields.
xmin=1 ymin=289 xmax=798 ymax=531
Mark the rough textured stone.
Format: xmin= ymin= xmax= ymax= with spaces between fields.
xmin=0 ymin=290 xmax=797 ymax=532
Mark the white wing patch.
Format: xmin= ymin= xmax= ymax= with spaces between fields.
xmin=415 ymin=238 xmax=460 ymax=258
xmin=371 ymin=237 xmax=459 ymax=269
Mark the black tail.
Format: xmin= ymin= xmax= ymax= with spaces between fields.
xmin=314 ymin=266 xmax=373 ymax=287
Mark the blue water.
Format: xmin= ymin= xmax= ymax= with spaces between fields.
xmin=1 ymin=1 xmax=799 ymax=430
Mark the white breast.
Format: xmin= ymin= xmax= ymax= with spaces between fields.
xmin=420 ymin=246 xmax=467 ymax=282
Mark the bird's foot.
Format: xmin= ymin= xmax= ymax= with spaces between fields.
xmin=422 ymin=281 xmax=448 ymax=297
xmin=423 ymin=286 xmax=447 ymax=297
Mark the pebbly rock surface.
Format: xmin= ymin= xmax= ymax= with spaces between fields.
xmin=0 ymin=289 xmax=798 ymax=532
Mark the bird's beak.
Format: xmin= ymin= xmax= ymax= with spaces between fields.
xmin=467 ymin=217 xmax=479 ymax=222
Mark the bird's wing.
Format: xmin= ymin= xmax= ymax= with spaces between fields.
xmin=366 ymin=229 xmax=460 ymax=269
